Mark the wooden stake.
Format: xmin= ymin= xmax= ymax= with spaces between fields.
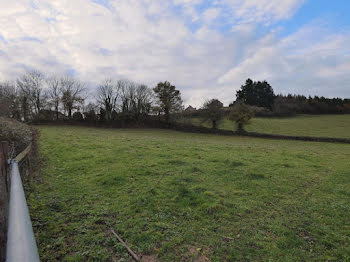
xmin=110 ymin=229 xmax=140 ymax=262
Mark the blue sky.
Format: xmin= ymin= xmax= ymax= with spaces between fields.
xmin=0 ymin=0 xmax=349 ymax=106
xmin=280 ymin=0 xmax=350 ymax=35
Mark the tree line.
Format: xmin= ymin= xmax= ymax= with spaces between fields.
xmin=0 ymin=71 xmax=87 ymax=122
xmin=1 ymin=71 xmax=349 ymax=132
xmin=231 ymin=78 xmax=350 ymax=116
xmin=0 ymin=70 xmax=184 ymax=124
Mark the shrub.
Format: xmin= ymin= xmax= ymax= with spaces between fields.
xmin=0 ymin=117 xmax=33 ymax=156
xmin=201 ymin=99 xmax=224 ymax=129
xmin=72 ymin=111 xmax=84 ymax=121
xmin=249 ymin=105 xmax=273 ymax=117
xmin=0 ymin=117 xmax=40 ymax=178
xmin=229 ymin=102 xmax=254 ymax=133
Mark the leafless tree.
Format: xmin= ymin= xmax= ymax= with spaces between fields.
xmin=97 ymin=79 xmax=120 ymax=120
xmin=117 ymin=80 xmax=153 ymax=117
xmin=0 ymin=81 xmax=21 ymax=119
xmin=60 ymin=76 xmax=85 ymax=119
xmin=135 ymin=84 xmax=153 ymax=115
xmin=0 ymin=82 xmax=11 ymax=117
xmin=16 ymin=70 xmax=47 ymax=117
xmin=46 ymin=76 xmax=61 ymax=120
xmin=118 ymin=79 xmax=135 ymax=113
xmin=83 ymin=102 xmax=99 ymax=114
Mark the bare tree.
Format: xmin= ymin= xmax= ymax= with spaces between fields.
xmin=16 ymin=70 xmax=46 ymax=117
xmin=46 ymin=76 xmax=61 ymax=120
xmin=0 ymin=81 xmax=21 ymax=119
xmin=60 ymin=76 xmax=85 ymax=119
xmin=1 ymin=80 xmax=31 ymax=121
xmin=117 ymin=80 xmax=153 ymax=117
xmin=83 ymin=102 xmax=98 ymax=114
xmin=135 ymin=84 xmax=153 ymax=116
xmin=97 ymin=79 xmax=120 ymax=121
xmin=119 ymin=79 xmax=136 ymax=113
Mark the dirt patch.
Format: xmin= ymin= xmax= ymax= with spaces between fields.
xmin=186 ymin=245 xmax=210 ymax=262
xmin=141 ymin=255 xmax=158 ymax=262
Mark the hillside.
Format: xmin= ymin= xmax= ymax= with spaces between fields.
xmin=183 ymin=114 xmax=350 ymax=139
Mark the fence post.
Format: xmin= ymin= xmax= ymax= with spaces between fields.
xmin=0 ymin=141 xmax=9 ymax=262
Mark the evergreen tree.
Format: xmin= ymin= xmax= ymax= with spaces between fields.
xmin=236 ymin=79 xmax=275 ymax=109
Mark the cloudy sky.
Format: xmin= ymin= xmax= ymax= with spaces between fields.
xmin=1 ymin=0 xmax=349 ymax=106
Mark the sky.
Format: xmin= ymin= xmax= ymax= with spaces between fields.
xmin=0 ymin=0 xmax=349 ymax=107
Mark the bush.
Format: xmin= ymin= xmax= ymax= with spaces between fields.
xmin=249 ymin=106 xmax=273 ymax=117
xmin=0 ymin=117 xmax=33 ymax=156
xmin=84 ymin=110 xmax=98 ymax=122
xmin=0 ymin=117 xmax=39 ymax=168
xmin=72 ymin=111 xmax=84 ymax=121
xmin=229 ymin=102 xmax=254 ymax=133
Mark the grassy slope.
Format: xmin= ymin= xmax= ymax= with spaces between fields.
xmin=185 ymin=114 xmax=350 ymax=139
xmin=28 ymin=126 xmax=350 ymax=261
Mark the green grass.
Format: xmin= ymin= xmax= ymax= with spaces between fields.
xmin=183 ymin=114 xmax=350 ymax=139
xmin=27 ymin=126 xmax=350 ymax=261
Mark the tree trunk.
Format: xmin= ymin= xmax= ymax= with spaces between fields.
xmin=36 ymin=100 xmax=40 ymax=115
xmin=55 ymin=105 xmax=59 ymax=120
xmin=212 ymin=120 xmax=217 ymax=129
xmin=165 ymin=108 xmax=169 ymax=123
xmin=237 ymin=123 xmax=245 ymax=134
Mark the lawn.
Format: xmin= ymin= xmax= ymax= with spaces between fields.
xmin=27 ymin=126 xmax=350 ymax=261
xmin=183 ymin=114 xmax=350 ymax=139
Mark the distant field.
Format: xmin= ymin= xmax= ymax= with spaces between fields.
xmin=184 ymin=114 xmax=350 ymax=138
xmin=28 ymin=126 xmax=350 ymax=261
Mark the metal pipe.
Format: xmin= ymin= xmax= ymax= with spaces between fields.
xmin=6 ymin=161 xmax=40 ymax=262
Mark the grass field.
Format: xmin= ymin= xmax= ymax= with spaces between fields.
xmin=184 ymin=114 xmax=350 ymax=139
xmin=27 ymin=126 xmax=350 ymax=261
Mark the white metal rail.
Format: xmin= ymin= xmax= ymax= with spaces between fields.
xmin=6 ymin=160 xmax=40 ymax=262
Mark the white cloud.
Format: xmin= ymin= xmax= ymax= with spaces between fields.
xmin=221 ymin=0 xmax=306 ymax=25
xmin=203 ymin=8 xmax=221 ymax=24
xmin=219 ymin=22 xmax=350 ymax=98
xmin=173 ymin=0 xmax=203 ymax=21
xmin=0 ymin=0 xmax=349 ymax=108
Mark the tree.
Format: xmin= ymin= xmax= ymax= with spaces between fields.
xmin=46 ymin=76 xmax=61 ymax=120
xmin=119 ymin=79 xmax=136 ymax=115
xmin=134 ymin=84 xmax=153 ymax=117
xmin=16 ymin=70 xmax=47 ymax=118
xmin=0 ymin=81 xmax=21 ymax=119
xmin=153 ymin=81 xmax=183 ymax=122
xmin=115 ymin=80 xmax=153 ymax=120
xmin=201 ymin=99 xmax=224 ymax=129
xmin=236 ymin=79 xmax=275 ymax=109
xmin=229 ymin=102 xmax=254 ymax=133
xmin=60 ymin=76 xmax=85 ymax=119
xmin=97 ymin=79 xmax=120 ymax=121
xmin=20 ymin=92 xmax=31 ymax=122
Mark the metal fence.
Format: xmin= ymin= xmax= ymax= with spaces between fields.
xmin=6 ymin=160 xmax=40 ymax=262
xmin=0 ymin=142 xmax=39 ymax=262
